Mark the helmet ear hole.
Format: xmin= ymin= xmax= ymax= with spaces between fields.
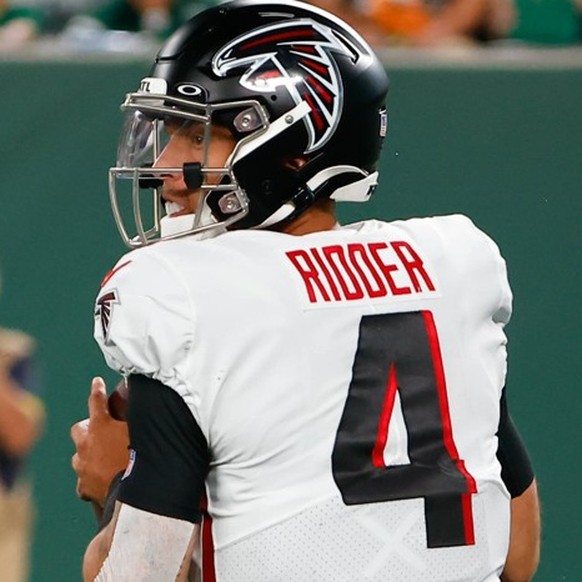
xmin=283 ymin=156 xmax=308 ymax=171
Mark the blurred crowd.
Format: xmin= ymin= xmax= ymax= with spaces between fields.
xmin=0 ymin=268 xmax=45 ymax=582
xmin=0 ymin=0 xmax=216 ymax=52
xmin=0 ymin=0 xmax=581 ymax=53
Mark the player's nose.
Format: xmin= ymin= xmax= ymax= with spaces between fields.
xmin=153 ymin=136 xmax=186 ymax=172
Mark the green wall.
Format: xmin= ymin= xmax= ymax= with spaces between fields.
xmin=0 ymin=55 xmax=580 ymax=580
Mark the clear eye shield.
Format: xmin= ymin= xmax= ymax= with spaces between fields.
xmin=109 ymin=93 xmax=269 ymax=247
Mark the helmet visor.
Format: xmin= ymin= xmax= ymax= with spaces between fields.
xmin=110 ymin=100 xmax=245 ymax=247
xmin=109 ymin=92 xmax=275 ymax=247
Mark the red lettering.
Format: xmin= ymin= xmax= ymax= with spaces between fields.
xmin=323 ymin=245 xmax=364 ymax=300
xmin=369 ymin=243 xmax=411 ymax=296
xmin=285 ymin=250 xmax=331 ymax=303
xmin=348 ymin=243 xmax=387 ymax=298
xmin=391 ymin=241 xmax=435 ymax=293
xmin=287 ymin=240 xmax=436 ymax=304
xmin=311 ymin=248 xmax=341 ymax=301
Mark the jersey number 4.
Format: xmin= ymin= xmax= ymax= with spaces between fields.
xmin=331 ymin=310 xmax=477 ymax=548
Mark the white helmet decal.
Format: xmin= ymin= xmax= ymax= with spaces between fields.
xmin=212 ymin=19 xmax=353 ymax=153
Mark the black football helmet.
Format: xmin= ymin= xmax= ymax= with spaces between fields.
xmin=110 ymin=0 xmax=390 ymax=246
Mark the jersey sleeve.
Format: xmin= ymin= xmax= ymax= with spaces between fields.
xmin=93 ymin=249 xmax=195 ymax=393
xmin=466 ymin=214 xmax=513 ymax=327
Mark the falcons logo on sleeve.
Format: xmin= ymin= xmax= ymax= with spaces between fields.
xmin=212 ymin=19 xmax=358 ymax=153
xmin=95 ymin=290 xmax=119 ymax=342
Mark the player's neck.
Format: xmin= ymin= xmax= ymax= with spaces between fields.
xmin=280 ymin=199 xmax=339 ymax=236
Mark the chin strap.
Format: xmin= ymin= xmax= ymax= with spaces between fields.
xmin=160 ymin=214 xmax=196 ymax=238
xmin=159 ymin=202 xmax=226 ymax=241
xmin=252 ymin=203 xmax=296 ymax=230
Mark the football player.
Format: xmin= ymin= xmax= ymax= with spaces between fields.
xmin=71 ymin=1 xmax=540 ymax=580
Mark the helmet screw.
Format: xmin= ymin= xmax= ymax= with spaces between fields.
xmin=218 ymin=193 xmax=242 ymax=214
xmin=285 ymin=115 xmax=294 ymax=124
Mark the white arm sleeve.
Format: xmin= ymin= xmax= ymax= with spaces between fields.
xmin=95 ymin=504 xmax=196 ymax=582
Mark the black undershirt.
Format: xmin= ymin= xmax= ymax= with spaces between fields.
xmin=497 ymin=389 xmax=534 ymax=497
xmin=117 ymin=375 xmax=534 ymax=524
xmin=117 ymin=374 xmax=209 ymax=523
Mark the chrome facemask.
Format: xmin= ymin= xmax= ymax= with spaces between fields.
xmin=109 ymin=91 xmax=269 ymax=247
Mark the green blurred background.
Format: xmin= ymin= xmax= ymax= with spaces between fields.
xmin=0 ymin=52 xmax=580 ymax=580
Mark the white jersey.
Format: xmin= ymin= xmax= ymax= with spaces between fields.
xmin=94 ymin=215 xmax=512 ymax=581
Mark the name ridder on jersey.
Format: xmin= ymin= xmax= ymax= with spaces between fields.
xmin=286 ymin=241 xmax=438 ymax=305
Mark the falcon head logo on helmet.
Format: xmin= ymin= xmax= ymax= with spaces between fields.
xmin=212 ymin=19 xmax=354 ymax=153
